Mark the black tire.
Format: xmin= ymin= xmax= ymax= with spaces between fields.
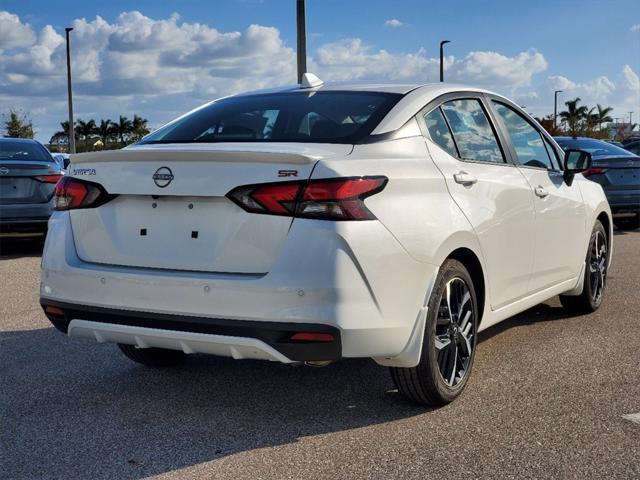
xmin=390 ymin=259 xmax=478 ymax=406
xmin=118 ymin=344 xmax=186 ymax=368
xmin=560 ymin=220 xmax=608 ymax=314
xmin=613 ymin=215 xmax=639 ymax=231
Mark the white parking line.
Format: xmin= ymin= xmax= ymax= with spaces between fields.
xmin=622 ymin=413 xmax=640 ymax=425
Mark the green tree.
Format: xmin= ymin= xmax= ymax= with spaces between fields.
xmin=594 ymin=104 xmax=613 ymax=131
xmin=130 ymin=114 xmax=150 ymax=142
xmin=113 ymin=115 xmax=133 ymax=145
xmin=97 ymin=119 xmax=113 ymax=145
xmin=3 ymin=109 xmax=35 ymax=138
xmin=75 ymin=118 xmax=97 ymax=150
xmin=559 ymin=98 xmax=589 ymax=136
xmin=50 ymin=121 xmax=72 ymax=151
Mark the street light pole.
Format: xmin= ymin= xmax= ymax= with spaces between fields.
xmin=65 ymin=27 xmax=76 ymax=154
xmin=553 ymin=90 xmax=562 ymax=130
xmin=629 ymin=112 xmax=634 ymax=128
xmin=296 ymin=0 xmax=307 ymax=84
xmin=439 ymin=40 xmax=450 ymax=82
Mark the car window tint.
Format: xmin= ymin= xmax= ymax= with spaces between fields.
xmin=0 ymin=141 xmax=51 ymax=161
xmin=627 ymin=143 xmax=640 ymax=155
xmin=441 ymin=99 xmax=504 ymax=163
xmin=140 ymin=91 xmax=402 ymax=144
xmin=493 ymin=102 xmax=553 ymax=169
xmin=423 ymin=107 xmax=458 ymax=157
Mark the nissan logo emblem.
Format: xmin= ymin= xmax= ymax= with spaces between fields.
xmin=0 ymin=167 xmax=9 ymax=175
xmin=152 ymin=167 xmax=174 ymax=188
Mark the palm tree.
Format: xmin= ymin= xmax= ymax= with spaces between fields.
xmin=585 ymin=107 xmax=599 ymax=134
xmin=113 ymin=115 xmax=133 ymax=145
xmin=595 ymin=104 xmax=613 ymax=131
xmin=130 ymin=114 xmax=150 ymax=142
xmin=97 ymin=119 xmax=113 ymax=145
xmin=76 ymin=119 xmax=97 ymax=150
xmin=50 ymin=120 xmax=74 ymax=152
xmin=559 ymin=98 xmax=589 ymax=136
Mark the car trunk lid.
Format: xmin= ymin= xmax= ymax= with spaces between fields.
xmin=0 ymin=161 xmax=60 ymax=205
xmin=592 ymin=156 xmax=640 ymax=189
xmin=68 ymin=143 xmax=352 ymax=273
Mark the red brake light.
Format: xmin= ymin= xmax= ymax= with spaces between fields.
xmin=35 ymin=174 xmax=63 ymax=184
xmin=227 ymin=176 xmax=387 ymax=221
xmin=290 ymin=332 xmax=335 ymax=342
xmin=53 ymin=176 xmax=114 ymax=211
xmin=45 ymin=306 xmax=65 ymax=316
xmin=583 ymin=167 xmax=608 ymax=177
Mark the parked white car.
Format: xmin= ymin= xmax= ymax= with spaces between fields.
xmin=41 ymin=77 xmax=612 ymax=405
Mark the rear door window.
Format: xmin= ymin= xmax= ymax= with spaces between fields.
xmin=423 ymin=108 xmax=458 ymax=157
xmin=440 ymin=99 xmax=505 ymax=163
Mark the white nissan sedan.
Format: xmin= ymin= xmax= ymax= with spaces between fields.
xmin=41 ymin=76 xmax=612 ymax=405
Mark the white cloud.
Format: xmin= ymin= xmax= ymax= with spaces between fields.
xmin=0 ymin=9 xmax=636 ymax=142
xmin=384 ymin=19 xmax=404 ymax=28
xmin=631 ymin=24 xmax=640 ymax=32
xmin=546 ymin=74 xmax=616 ymax=100
xmin=0 ymin=11 xmax=35 ymax=50
xmin=313 ymin=40 xmax=546 ymax=90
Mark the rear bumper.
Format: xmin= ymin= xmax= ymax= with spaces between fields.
xmin=0 ymin=201 xmax=53 ymax=232
xmin=41 ymin=300 xmax=341 ymax=362
xmin=603 ymin=189 xmax=640 ymax=215
xmin=41 ymin=211 xmax=438 ymax=363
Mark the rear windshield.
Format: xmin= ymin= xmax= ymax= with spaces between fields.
xmin=139 ymin=91 xmax=402 ymax=144
xmin=555 ymin=138 xmax=635 ymax=157
xmin=0 ymin=140 xmax=51 ymax=161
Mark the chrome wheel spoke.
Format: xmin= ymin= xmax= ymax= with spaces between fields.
xmin=445 ymin=283 xmax=454 ymax=324
xmin=459 ymin=330 xmax=472 ymax=356
xmin=448 ymin=344 xmax=458 ymax=385
xmin=459 ymin=310 xmax=471 ymax=330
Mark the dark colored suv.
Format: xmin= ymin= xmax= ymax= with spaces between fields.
xmin=0 ymin=138 xmax=63 ymax=234
xmin=555 ymin=137 xmax=640 ymax=230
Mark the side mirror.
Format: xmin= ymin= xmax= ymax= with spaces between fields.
xmin=63 ymin=158 xmax=71 ymax=169
xmin=563 ymin=149 xmax=592 ymax=185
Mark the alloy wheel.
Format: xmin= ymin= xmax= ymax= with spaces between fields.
xmin=434 ymin=277 xmax=475 ymax=387
xmin=589 ymin=231 xmax=607 ymax=305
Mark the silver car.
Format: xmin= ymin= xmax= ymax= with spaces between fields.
xmin=0 ymin=138 xmax=63 ymax=234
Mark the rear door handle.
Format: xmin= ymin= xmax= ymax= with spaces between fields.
xmin=534 ymin=186 xmax=549 ymax=198
xmin=453 ymin=172 xmax=477 ymax=186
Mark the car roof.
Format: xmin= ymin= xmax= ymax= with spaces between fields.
xmin=554 ymin=136 xmax=606 ymax=141
xmin=0 ymin=137 xmax=39 ymax=143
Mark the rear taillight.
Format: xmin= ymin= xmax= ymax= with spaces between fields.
xmin=53 ymin=176 xmax=115 ymax=211
xmin=227 ymin=176 xmax=387 ymax=221
xmin=34 ymin=174 xmax=63 ymax=184
xmin=583 ymin=167 xmax=608 ymax=177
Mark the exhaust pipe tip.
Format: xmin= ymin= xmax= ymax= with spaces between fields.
xmin=304 ymin=360 xmax=332 ymax=368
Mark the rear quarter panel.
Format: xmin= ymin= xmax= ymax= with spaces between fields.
xmin=576 ymin=175 xmax=613 ymax=268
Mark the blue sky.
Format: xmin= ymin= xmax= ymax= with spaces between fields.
xmin=1 ymin=0 xmax=638 ymax=141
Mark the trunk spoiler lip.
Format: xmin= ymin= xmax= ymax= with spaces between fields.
xmin=71 ymin=143 xmax=354 ymax=166
xmin=592 ymin=156 xmax=640 ymax=168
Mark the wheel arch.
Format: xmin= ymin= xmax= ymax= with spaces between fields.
xmin=446 ymin=247 xmax=486 ymax=328
xmin=591 ymin=205 xmax=613 ymax=270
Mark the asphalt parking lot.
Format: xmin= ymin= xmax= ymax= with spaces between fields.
xmin=1 ymin=231 xmax=639 ymax=480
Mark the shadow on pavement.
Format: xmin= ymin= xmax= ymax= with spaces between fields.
xmin=0 ymin=235 xmax=44 ymax=260
xmin=1 ymin=326 xmax=427 ymax=479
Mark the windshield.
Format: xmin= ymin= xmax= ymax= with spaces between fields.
xmin=140 ymin=91 xmax=402 ymax=145
xmin=555 ymin=138 xmax=635 ymax=157
xmin=0 ymin=140 xmax=52 ymax=162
